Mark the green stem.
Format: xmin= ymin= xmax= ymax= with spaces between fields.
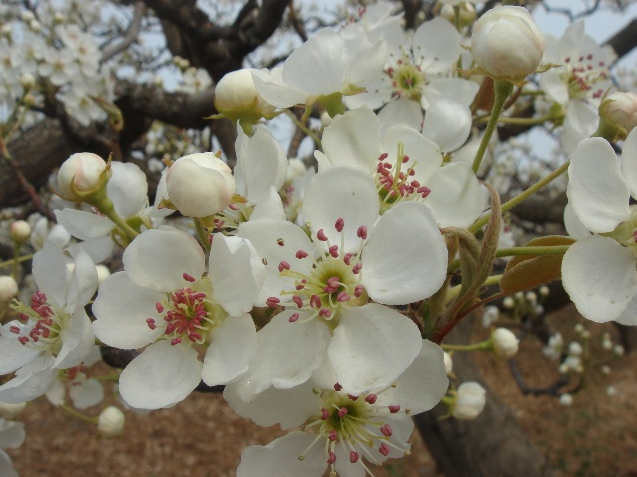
xmin=477 ymin=113 xmax=554 ymax=126
xmin=472 ymin=79 xmax=514 ymax=174
xmin=0 ymin=253 xmax=34 ymax=271
xmin=60 ymin=404 xmax=98 ymax=424
xmin=101 ymin=207 xmax=139 ymax=241
xmin=445 ymin=274 xmax=503 ymax=302
xmin=194 ymin=218 xmax=211 ymax=253
xmin=442 ymin=339 xmax=493 ymax=352
xmin=468 ymin=158 xmax=570 ymax=233
xmin=285 ymin=109 xmax=322 ymax=149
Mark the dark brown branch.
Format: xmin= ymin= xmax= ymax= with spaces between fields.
xmin=101 ymin=2 xmax=146 ymax=62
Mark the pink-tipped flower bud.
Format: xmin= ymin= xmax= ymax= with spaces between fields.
xmin=57 ymin=152 xmax=107 ymax=199
xmin=471 ymin=6 xmax=544 ymax=81
xmin=97 ymin=406 xmax=125 ymax=437
xmin=453 ymin=381 xmax=486 ymax=420
xmin=599 ymin=92 xmax=637 ymax=135
xmin=493 ymin=327 xmax=519 ymax=358
xmin=166 ymin=152 xmax=235 ymax=218
xmin=9 ymin=220 xmax=31 ymax=243
xmin=0 ymin=276 xmax=18 ymax=301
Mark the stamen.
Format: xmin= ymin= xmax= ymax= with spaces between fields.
xmin=183 ymin=273 xmax=195 ymax=282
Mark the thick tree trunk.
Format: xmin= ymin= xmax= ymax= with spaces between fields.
xmin=415 ymin=317 xmax=554 ymax=477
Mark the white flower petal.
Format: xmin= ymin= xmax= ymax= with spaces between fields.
xmin=329 ymin=304 xmax=422 ymax=393
xmin=381 ymin=125 xmax=442 ymax=184
xmin=375 ymin=340 xmax=448 ymax=413
xmin=377 ymin=97 xmax=423 ymax=129
xmin=615 ymin=294 xmax=637 ymax=326
xmin=302 ymin=167 xmax=379 ymax=253
xmin=54 ymin=209 xmax=114 ymax=240
xmin=562 ymin=235 xmax=637 ymax=322
xmin=236 ymin=311 xmax=329 ymax=401
xmin=202 ymin=313 xmax=256 ymax=385
xmin=567 ymin=137 xmax=630 ymax=233
xmin=123 ymin=226 xmax=205 ymax=292
xmin=251 ymin=67 xmax=306 ymax=108
xmin=69 ymin=378 xmax=104 ymax=409
xmin=109 ymin=162 xmax=148 ymax=217
xmin=32 ymin=240 xmax=70 ymax=307
xmin=563 ymin=203 xmax=592 ymax=239
xmin=93 ymin=271 xmax=165 ymax=349
xmin=412 ymin=17 xmax=461 ymax=73
xmin=321 ymin=107 xmax=381 ymax=173
xmin=118 ymin=341 xmax=202 ymax=409
xmin=362 ymin=202 xmax=446 ymax=304
xmin=224 ymin=379 xmax=319 ymax=429
xmin=621 ymin=128 xmax=637 ymax=199
xmin=237 ymin=432 xmax=326 ymax=477
xmin=426 ymin=162 xmax=485 ymax=228
xmin=422 ymin=99 xmax=472 ymax=152
xmin=52 ymin=308 xmax=94 ymax=369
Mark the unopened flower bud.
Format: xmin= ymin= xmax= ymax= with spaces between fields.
xmin=166 ymin=152 xmax=235 ymax=218
xmin=606 ymin=385 xmax=617 ymax=396
xmin=10 ymin=220 xmax=31 ymax=243
xmin=19 ymin=72 xmax=36 ymax=89
xmin=214 ymin=69 xmax=276 ymax=123
xmin=453 ymin=382 xmax=486 ymax=420
xmin=97 ymin=406 xmax=125 ymax=437
xmin=568 ymin=341 xmax=583 ymax=357
xmin=601 ymin=365 xmax=611 ymax=375
xmin=471 ymin=6 xmax=544 ymax=81
xmin=539 ymin=285 xmax=550 ymax=297
xmin=493 ymin=327 xmax=519 ymax=358
xmin=57 ymin=152 xmax=107 ymax=199
xmin=0 ymin=402 xmax=27 ymax=419
xmin=559 ymin=393 xmax=573 ymax=406
xmin=525 ymin=291 xmax=537 ymax=304
xmin=613 ymin=344 xmax=625 ymax=357
xmin=598 ymin=92 xmax=637 ymax=140
xmin=482 ymin=305 xmax=499 ymax=328
xmin=502 ymin=296 xmax=515 ymax=309
xmin=0 ymin=276 xmax=18 ymax=301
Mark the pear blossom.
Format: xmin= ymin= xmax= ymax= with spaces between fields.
xmin=492 ymin=328 xmax=519 ymax=358
xmin=97 ymin=406 xmax=125 ymax=437
xmin=471 ymin=6 xmax=544 ymax=82
xmin=316 ymin=106 xmax=483 ymax=227
xmin=227 ymin=340 xmax=448 ymax=477
xmin=92 ymin=226 xmax=265 ymax=409
xmin=345 ymin=17 xmax=478 ymax=123
xmin=0 ymin=418 xmax=25 ymax=477
xmin=599 ymin=91 xmax=637 ymax=135
xmin=235 ymin=166 xmax=447 ymax=398
xmin=538 ymin=22 xmax=613 ymax=152
xmin=214 ymin=68 xmax=276 ymax=122
xmin=251 ymin=26 xmax=388 ymax=110
xmin=57 ymin=152 xmax=106 ymax=199
xmin=0 ymin=276 xmax=18 ymax=302
xmin=561 ymin=129 xmax=637 ymax=325
xmin=0 ymin=241 xmax=97 ymax=403
xmin=9 ymin=221 xmax=31 ymax=243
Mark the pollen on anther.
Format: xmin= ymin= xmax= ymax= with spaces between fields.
xmin=328 ymin=429 xmax=337 ymax=441
xmin=278 ymin=261 xmax=291 ymax=272
xmin=365 ymin=393 xmax=377 ymax=404
xmin=321 ymin=408 xmax=330 ymax=420
xmin=183 ymin=273 xmax=196 ymax=282
xmin=266 ymin=297 xmax=280 ymax=308
xmin=389 ymin=405 xmax=401 ymax=413
xmin=327 ymin=451 xmax=337 ymax=464
xmin=156 ymin=303 xmax=164 ymax=313
xmin=337 ymin=407 xmax=348 ymax=417
xmin=379 ymin=443 xmax=390 ymax=456
xmin=380 ymin=423 xmax=393 ymax=436
xmin=335 ymin=218 xmax=344 ymax=232
xmin=146 ymin=318 xmax=157 ymax=330
xmin=317 ymin=229 xmax=328 ymax=241
xmin=334 ymin=382 xmax=343 ymax=391
xmin=289 ymin=313 xmax=300 ymax=322
xmin=350 ymin=451 xmax=360 ymax=463
xmin=357 ymin=226 xmax=368 ymax=240
xmin=296 ymin=250 xmax=308 ymax=259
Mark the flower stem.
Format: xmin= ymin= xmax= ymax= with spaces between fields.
xmin=496 ymin=245 xmax=571 ymax=257
xmin=60 ymin=404 xmax=98 ymax=424
xmin=285 ymin=109 xmax=322 ymax=149
xmin=442 ymin=339 xmax=492 ymax=352
xmin=194 ymin=218 xmax=211 ymax=253
xmin=477 ymin=113 xmax=554 ymax=126
xmin=472 ymin=79 xmax=514 ymax=174
xmin=468 ymin=158 xmax=570 ymax=233
xmin=0 ymin=253 xmax=34 ymax=271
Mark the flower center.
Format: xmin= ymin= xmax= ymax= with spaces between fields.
xmin=145 ymin=273 xmax=226 ymax=346
xmin=10 ymin=291 xmax=65 ymax=355
xmin=385 ymin=58 xmax=425 ymax=102
xmin=562 ymin=54 xmax=608 ymax=100
xmin=213 ymin=200 xmax=253 ymax=235
xmin=266 ymin=218 xmax=369 ymax=331
xmin=374 ymin=146 xmax=431 ymax=214
xmin=299 ymin=382 xmax=409 ymax=477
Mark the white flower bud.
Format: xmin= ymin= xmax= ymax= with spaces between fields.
xmin=568 ymin=341 xmax=583 ymax=357
xmin=443 ymin=351 xmax=453 ymax=376
xmin=599 ymin=92 xmax=637 ymax=134
xmin=559 ymin=393 xmax=573 ymax=406
xmin=602 ymin=337 xmax=613 ymax=351
xmin=481 ymin=305 xmax=499 ymax=328
xmin=493 ymin=327 xmax=519 ymax=358
xmin=0 ymin=276 xmax=18 ymax=301
xmin=29 ymin=19 xmax=41 ymax=32
xmin=9 ymin=220 xmax=31 ymax=243
xmin=525 ymin=291 xmax=537 ymax=304
xmin=441 ymin=3 xmax=476 ymax=26
xmin=606 ymin=385 xmax=617 ymax=396
xmin=471 ymin=6 xmax=544 ymax=81
xmin=97 ymin=406 xmax=125 ymax=437
xmin=613 ymin=344 xmax=625 ymax=357
xmin=214 ymin=69 xmax=276 ymax=120
xmin=57 ymin=152 xmax=107 ymax=198
xmin=19 ymin=72 xmax=36 ymax=89
xmin=166 ymin=152 xmax=235 ymax=218
xmin=21 ymin=10 xmax=35 ymax=22
xmin=539 ymin=285 xmax=550 ymax=297
xmin=601 ymin=365 xmax=611 ymax=375
xmin=0 ymin=402 xmax=27 ymax=419
xmin=574 ymin=323 xmax=584 ymax=333
xmin=502 ymin=296 xmax=515 ymax=309
xmin=320 ymin=111 xmax=332 ymax=128
xmin=453 ymin=382 xmax=486 ymax=420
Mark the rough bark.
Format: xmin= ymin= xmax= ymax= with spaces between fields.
xmin=416 ymin=317 xmax=554 ymax=477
